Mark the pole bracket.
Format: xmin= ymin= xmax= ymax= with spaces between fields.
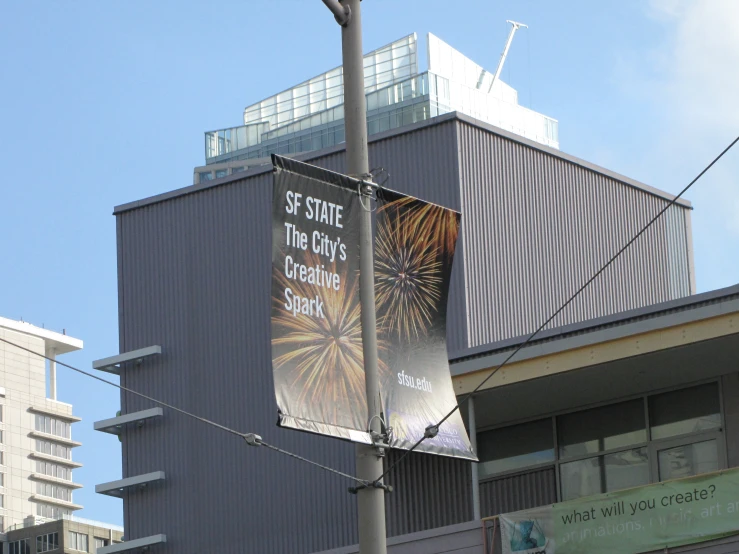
xmin=348 ymin=481 xmax=393 ymax=495
xmin=243 ymin=433 xmax=262 ymax=446
xmin=321 ymin=0 xmax=351 ymax=26
xmin=424 ymin=424 xmax=439 ymax=439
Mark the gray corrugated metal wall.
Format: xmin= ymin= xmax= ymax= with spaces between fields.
xmin=314 ymin=521 xmax=484 ymax=554
xmin=114 ymin=114 xmax=694 ymax=553
xmin=115 ymin=119 xmax=468 ymax=554
xmin=383 ymin=451 xmax=472 ymax=537
xmin=456 ymin=120 xmax=693 ymax=348
xmin=117 ymin=177 xmax=360 ymax=554
xmin=479 ymin=468 xmax=557 ymax=517
xmin=307 ymin=119 xmax=468 ymax=353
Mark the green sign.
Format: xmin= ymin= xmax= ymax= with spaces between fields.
xmin=500 ymin=468 xmax=739 ymax=554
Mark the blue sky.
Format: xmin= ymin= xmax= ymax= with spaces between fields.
xmin=0 ymin=0 xmax=737 ymax=526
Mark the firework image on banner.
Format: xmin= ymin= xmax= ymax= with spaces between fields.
xmin=271 ymin=156 xmax=373 ymax=444
xmin=375 ymin=188 xmax=476 ymax=460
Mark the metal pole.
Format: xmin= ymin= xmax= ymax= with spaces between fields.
xmin=489 ymin=20 xmax=528 ymax=93
xmin=339 ymin=0 xmax=387 ymax=552
xmin=468 ymin=396 xmax=481 ymax=520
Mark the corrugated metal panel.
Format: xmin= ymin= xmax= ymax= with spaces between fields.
xmin=117 ymin=177 xmax=359 ymax=554
xmin=116 ymin=120 xmax=470 ymax=554
xmin=314 ymin=521 xmax=484 ymax=554
xmin=456 ymin=120 xmax=693 ymax=348
xmin=383 ymin=451 xmax=472 ymax=537
xmin=306 ymin=119 xmax=469 ymax=353
xmin=115 ymin=115 xmax=695 ymax=553
xmin=479 ymin=467 xmax=557 ymax=517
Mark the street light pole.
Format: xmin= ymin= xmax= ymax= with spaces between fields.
xmin=323 ymin=1 xmax=388 ymax=552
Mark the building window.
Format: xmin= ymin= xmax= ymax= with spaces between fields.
xmin=0 ymin=493 xmax=4 ymax=507
xmin=477 ymin=418 xmax=554 ymax=478
xmin=0 ymin=430 xmax=3 ymax=443
xmin=35 ymin=415 xmax=71 ymax=439
xmin=649 ymin=382 xmax=721 ymax=439
xmin=477 ymin=381 xmax=726 ymax=503
xmin=37 ymin=532 xmax=59 ymax=552
xmin=650 ymin=383 xmax=722 ymax=481
xmin=9 ymin=539 xmax=30 ymax=554
xmin=0 ymin=404 xmax=3 ymax=421
xmin=0 ymin=515 xmax=3 ymax=532
xmin=37 ymin=503 xmax=71 ymax=519
xmin=199 ymin=171 xmax=214 ymax=182
xmin=558 ymin=399 xmax=649 ymax=500
xmin=36 ymin=460 xmax=72 ymax=481
xmin=0 ymin=472 xmax=4 ymax=486
xmin=215 ymin=169 xmax=228 ymax=178
xmin=94 ymin=537 xmax=110 ymax=552
xmin=0 ymin=451 xmax=4 ymax=465
xmin=35 ymin=439 xmax=71 ymax=460
xmin=69 ymin=531 xmax=89 ymax=552
xmin=37 ymin=481 xmax=72 ymax=501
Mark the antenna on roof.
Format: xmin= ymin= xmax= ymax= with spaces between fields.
xmin=489 ymin=20 xmax=528 ymax=93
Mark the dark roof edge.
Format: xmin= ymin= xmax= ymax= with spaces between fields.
xmin=453 ymin=112 xmax=692 ymax=209
xmin=450 ymin=283 xmax=739 ymax=364
xmin=112 ymin=113 xmax=460 ymax=215
xmin=114 ymin=111 xmax=690 ymax=215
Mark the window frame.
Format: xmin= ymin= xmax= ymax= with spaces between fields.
xmin=69 ymin=530 xmax=89 ymax=552
xmin=649 ymin=430 xmax=726 ymax=482
xmin=475 ymin=378 xmax=728 ymax=502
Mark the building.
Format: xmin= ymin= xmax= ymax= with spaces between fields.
xmin=194 ymin=32 xmax=559 ymax=184
xmin=3 ymin=515 xmax=123 ymax=554
xmin=95 ymin=105 xmax=698 ymax=553
xmin=0 ymin=318 xmax=84 ymax=534
xmin=317 ymin=283 xmax=739 ymax=553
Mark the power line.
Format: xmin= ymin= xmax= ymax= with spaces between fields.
xmin=4 ymin=136 xmax=737 ymax=492
xmin=0 ymin=336 xmax=367 ymax=486
xmin=375 ymin=134 xmax=739 ymax=485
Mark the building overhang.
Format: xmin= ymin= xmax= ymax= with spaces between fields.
xmin=28 ymin=431 xmax=82 ymax=448
xmin=94 ymin=407 xmax=163 ymax=435
xmin=29 ymin=474 xmax=83 ymax=489
xmin=30 ymin=494 xmax=83 ymax=511
xmin=98 ymin=535 xmax=166 ymax=553
xmin=0 ymin=316 xmax=82 ymax=354
xmin=96 ymin=471 xmax=166 ymax=498
xmin=451 ymin=286 xmax=739 ymax=430
xmin=29 ymin=452 xmax=83 ymax=468
xmin=28 ymin=406 xmax=81 ymax=423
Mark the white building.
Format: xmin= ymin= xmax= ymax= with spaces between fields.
xmin=0 ymin=317 xmax=83 ymax=533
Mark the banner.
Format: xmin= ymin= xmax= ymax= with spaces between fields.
xmin=271 ymin=156 xmax=371 ymax=444
xmin=271 ymin=156 xmax=474 ymax=458
xmin=500 ymin=469 xmax=739 ymax=554
xmin=375 ymin=189 xmax=475 ymax=460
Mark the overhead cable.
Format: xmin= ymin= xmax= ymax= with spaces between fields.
xmin=0 ymin=336 xmax=367 ymax=486
xmin=374 ymin=134 xmax=739 ymax=485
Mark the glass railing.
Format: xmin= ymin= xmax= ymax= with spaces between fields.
xmin=204 ymin=73 xmax=432 ymax=163
xmin=203 ymin=69 xmax=559 ymax=164
xmin=428 ymin=71 xmax=559 ymax=148
xmin=204 ymin=122 xmax=270 ymax=161
xmin=62 ymin=514 xmax=124 ymax=532
xmin=4 ymin=515 xmax=124 ymax=533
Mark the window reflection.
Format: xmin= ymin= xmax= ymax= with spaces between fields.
xmin=478 ymin=419 xmax=554 ymax=478
xmin=558 ymin=399 xmax=646 ymax=457
xmin=658 ymin=440 xmax=719 ymax=481
xmin=650 ymin=383 xmax=720 ymax=440
xmin=560 ymin=448 xmax=649 ymax=501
